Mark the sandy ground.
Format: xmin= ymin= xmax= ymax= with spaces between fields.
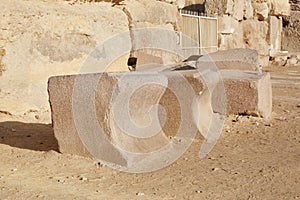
xmin=0 ymin=65 xmax=299 ymax=200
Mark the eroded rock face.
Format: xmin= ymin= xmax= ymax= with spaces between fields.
xmin=242 ymin=19 xmax=270 ymax=57
xmin=283 ymin=11 xmax=300 ymax=52
xmin=252 ymin=2 xmax=269 ymax=20
xmin=218 ymin=19 xmax=269 ymax=65
xmin=0 ymin=0 xmax=129 ymax=122
xmin=269 ymin=0 xmax=291 ymax=16
xmin=290 ymin=0 xmax=300 ymax=11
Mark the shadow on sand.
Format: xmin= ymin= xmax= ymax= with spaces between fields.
xmin=0 ymin=121 xmax=59 ymax=152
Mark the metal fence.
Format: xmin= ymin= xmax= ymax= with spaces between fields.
xmin=180 ymin=10 xmax=218 ymax=57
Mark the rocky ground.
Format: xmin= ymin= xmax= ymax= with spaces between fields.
xmin=0 ymin=65 xmax=299 ymax=200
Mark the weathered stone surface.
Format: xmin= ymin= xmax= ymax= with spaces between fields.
xmin=270 ymin=0 xmax=291 ymax=16
xmin=124 ymin=0 xmax=181 ymax=66
xmin=0 ymin=0 xmax=129 ymax=123
xmin=125 ymin=0 xmax=178 ymax=27
xmin=289 ymin=0 xmax=300 ymax=11
xmin=283 ymin=11 xmax=300 ymax=52
xmin=224 ymin=0 xmax=252 ymax=20
xmin=241 ymin=19 xmax=270 ymax=58
xmin=244 ymin=0 xmax=254 ymax=19
xmin=218 ymin=15 xmax=239 ymax=34
xmin=270 ymin=16 xmax=283 ymax=55
xmin=48 ymin=68 xmax=272 ymax=162
xmin=0 ymin=0 xmax=182 ymax=123
xmin=252 ymin=2 xmax=269 ymax=20
xmin=197 ymin=48 xmax=259 ymax=70
xmin=285 ymin=53 xmax=300 ymax=66
xmin=205 ymin=0 xmax=228 ymax=16
xmin=218 ymin=18 xmax=270 ymax=66
xmin=48 ymin=71 xmax=209 ymax=158
xmin=232 ymin=0 xmax=245 ymax=20
xmin=218 ymin=28 xmax=245 ymax=51
xmin=216 ymin=70 xmax=272 ymax=118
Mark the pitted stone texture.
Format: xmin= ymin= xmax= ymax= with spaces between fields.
xmin=48 ymin=68 xmax=272 ymax=163
xmin=215 ymin=70 xmax=272 ymax=118
xmin=197 ymin=48 xmax=259 ymax=70
xmin=48 ymin=71 xmax=210 ymax=166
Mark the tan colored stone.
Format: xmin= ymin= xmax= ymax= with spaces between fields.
xmin=233 ymin=0 xmax=245 ymax=20
xmin=241 ymin=19 xmax=270 ymax=56
xmin=125 ymin=0 xmax=178 ymax=27
xmin=226 ymin=0 xmax=234 ymax=15
xmin=270 ymin=0 xmax=291 ymax=16
xmin=0 ymin=0 xmax=129 ymax=123
xmin=252 ymin=2 xmax=269 ymax=20
xmin=218 ymin=15 xmax=239 ymax=34
xmin=197 ymin=48 xmax=259 ymax=70
xmin=244 ymin=0 xmax=254 ymax=19
xmin=269 ymin=16 xmax=283 ymax=54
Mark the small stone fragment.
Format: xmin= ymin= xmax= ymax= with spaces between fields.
xmin=212 ymin=167 xmax=220 ymax=171
xmin=57 ymin=179 xmax=65 ymax=183
xmin=79 ymin=177 xmax=88 ymax=181
xmin=136 ymin=192 xmax=145 ymax=196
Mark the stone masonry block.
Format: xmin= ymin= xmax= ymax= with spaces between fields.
xmin=48 ymin=68 xmax=272 ymax=167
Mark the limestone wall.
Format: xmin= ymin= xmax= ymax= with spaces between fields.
xmin=0 ymin=0 xmax=294 ymax=123
xmin=0 ymin=0 xmax=180 ymax=122
xmin=0 ymin=0 xmax=130 ymax=122
xmin=205 ymin=0 xmax=291 ymax=65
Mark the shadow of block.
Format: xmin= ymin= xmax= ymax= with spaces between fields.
xmin=0 ymin=121 xmax=59 ymax=152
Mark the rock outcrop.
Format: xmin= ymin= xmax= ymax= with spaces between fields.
xmin=0 ymin=0 xmax=129 ymax=122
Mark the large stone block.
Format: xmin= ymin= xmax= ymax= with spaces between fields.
xmin=48 ymin=70 xmax=213 ymax=169
xmin=269 ymin=16 xmax=283 ymax=55
xmin=218 ymin=15 xmax=239 ymax=34
xmin=270 ymin=0 xmax=291 ymax=16
xmin=197 ymin=48 xmax=259 ymax=70
xmin=48 ymin=68 xmax=272 ymax=166
xmin=252 ymin=2 xmax=269 ymax=20
xmin=216 ymin=70 xmax=272 ymax=118
xmin=224 ymin=0 xmax=253 ymax=20
xmin=241 ymin=19 xmax=270 ymax=57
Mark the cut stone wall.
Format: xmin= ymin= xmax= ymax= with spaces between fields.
xmin=201 ymin=0 xmax=291 ymax=66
